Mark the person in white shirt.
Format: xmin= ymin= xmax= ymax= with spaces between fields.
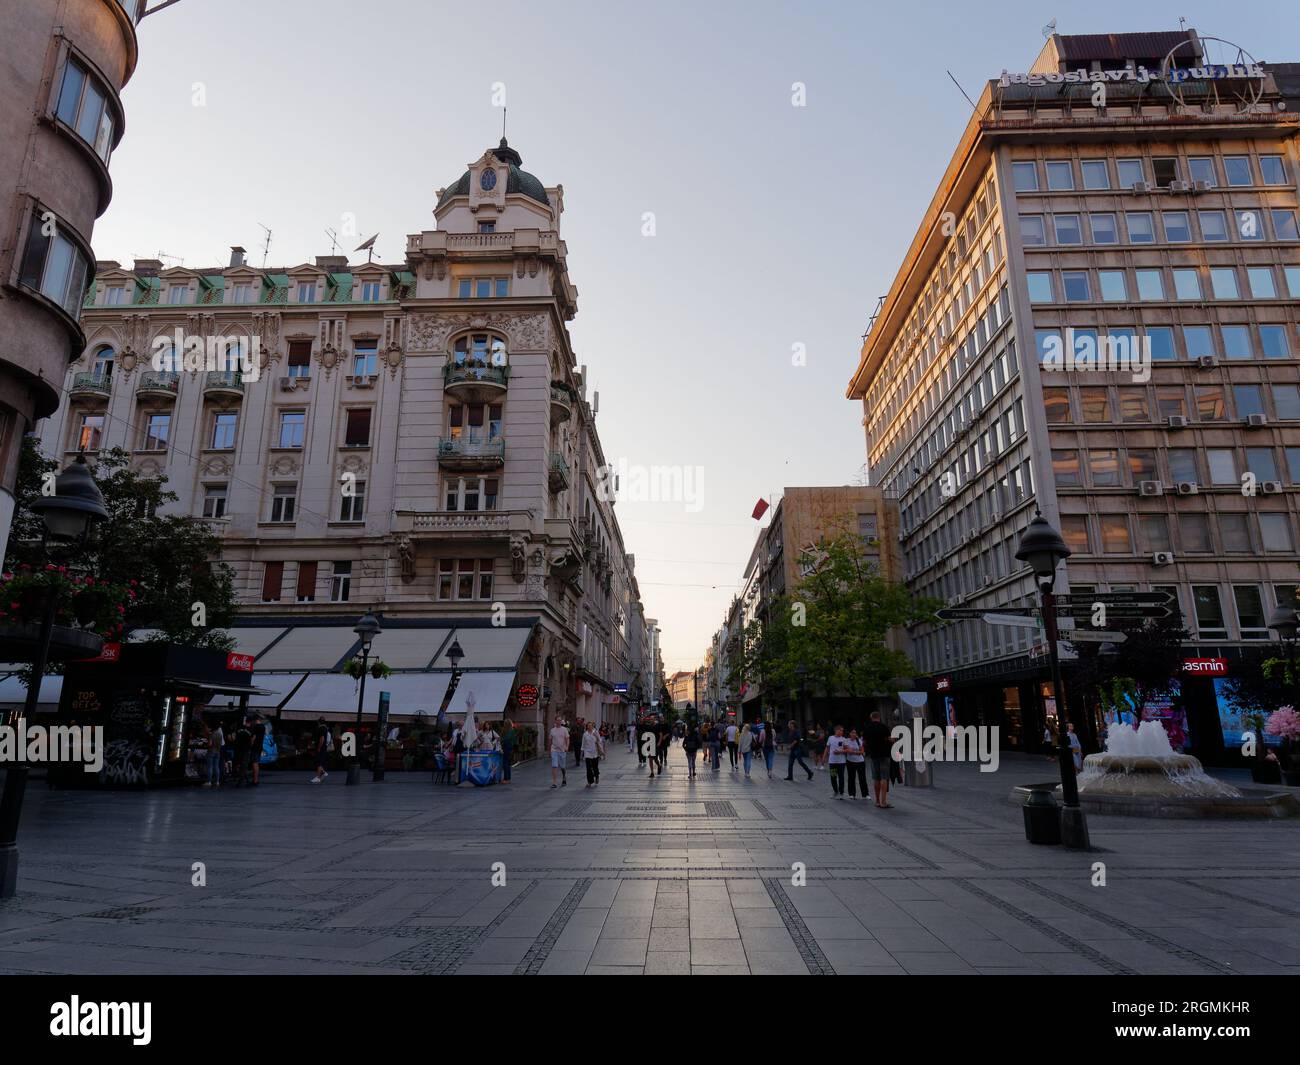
xmin=737 ymin=722 xmax=755 ymax=777
xmin=826 ymin=725 xmax=849 ymax=799
xmin=549 ymin=719 xmax=570 ymax=789
xmin=726 ymin=721 xmax=739 ymax=769
xmin=844 ymin=728 xmax=867 ymax=799
xmin=581 ymin=720 xmax=604 ymax=788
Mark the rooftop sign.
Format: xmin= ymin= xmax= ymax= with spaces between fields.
xmin=998 ymin=63 xmax=1264 ymax=88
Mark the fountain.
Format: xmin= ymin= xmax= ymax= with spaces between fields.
xmin=1070 ymin=720 xmax=1298 ymax=818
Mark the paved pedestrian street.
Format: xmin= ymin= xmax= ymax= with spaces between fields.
xmin=0 ymin=746 xmax=1296 ymax=976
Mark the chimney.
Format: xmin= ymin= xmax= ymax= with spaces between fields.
xmin=315 ymin=255 xmax=348 ymax=271
xmin=229 ymin=245 xmax=246 ymax=268
xmin=133 ymin=258 xmax=162 ymax=277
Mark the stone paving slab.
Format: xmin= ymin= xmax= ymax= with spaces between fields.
xmin=1 ymin=745 xmax=1296 ymax=974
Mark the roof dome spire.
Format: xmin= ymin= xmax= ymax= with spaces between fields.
xmin=493 ymin=137 xmax=523 ymax=167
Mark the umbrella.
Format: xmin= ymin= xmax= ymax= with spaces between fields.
xmin=462 ymin=691 xmax=478 ymax=750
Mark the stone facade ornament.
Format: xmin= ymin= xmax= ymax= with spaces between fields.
xmin=270 ymin=454 xmax=299 ymax=476
xmin=395 ymin=535 xmax=416 ymax=582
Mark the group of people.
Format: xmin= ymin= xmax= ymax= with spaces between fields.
xmin=548 ymin=717 xmax=606 ymax=788
xmin=200 ymin=714 xmax=268 ymax=788
xmin=679 ymin=718 xmax=774 ymax=778
xmin=307 ymin=716 xmax=520 ymax=784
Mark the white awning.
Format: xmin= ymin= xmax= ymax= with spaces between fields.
xmin=245 ymin=673 xmax=308 ymax=710
xmin=432 ymin=627 xmax=530 ymax=669
xmin=253 ymin=627 xmax=361 ymax=671
xmin=446 ymin=671 xmax=517 ymax=715
xmin=280 ymin=672 xmax=453 ymax=716
xmin=361 ymin=627 xmax=453 ymax=669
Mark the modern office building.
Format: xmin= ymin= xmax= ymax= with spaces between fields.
xmin=846 ymin=29 xmax=1300 ymax=757
xmin=36 ymin=137 xmax=653 ymax=733
xmin=0 ymin=0 xmax=143 ymax=562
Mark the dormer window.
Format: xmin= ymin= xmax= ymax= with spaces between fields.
xmin=105 ymin=285 xmax=127 ymax=305
xmin=167 ymin=285 xmax=190 ymax=305
xmin=296 ymin=281 xmax=317 ymax=303
xmin=478 ymin=221 xmax=496 ymax=234
xmin=230 ymin=283 xmax=252 ymax=303
xmin=359 ymin=281 xmax=381 ymax=302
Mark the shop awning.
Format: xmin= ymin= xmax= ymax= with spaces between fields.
xmin=253 ymin=627 xmax=362 ymax=671
xmin=445 ymin=671 xmax=517 ymax=715
xmin=0 ymin=670 xmax=62 ymax=710
xmin=431 ymin=627 xmax=530 ymax=669
xmin=279 ymin=672 xmax=453 ymax=717
xmin=245 ymin=673 xmax=308 ymax=710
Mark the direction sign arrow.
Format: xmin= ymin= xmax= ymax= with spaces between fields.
xmin=937 ymin=607 xmax=1037 ymax=621
xmin=982 ymin=612 xmax=1042 ymax=628
xmin=1053 ymin=592 xmax=1173 ymax=606
xmin=1060 ymin=630 xmax=1128 ymax=643
xmin=1053 ymin=605 xmax=1172 ymax=619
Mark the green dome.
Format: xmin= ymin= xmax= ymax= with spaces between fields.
xmin=438 ymin=139 xmax=550 ymax=207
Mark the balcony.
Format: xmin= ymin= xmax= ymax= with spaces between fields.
xmin=70 ymin=371 xmax=112 ymax=399
xmin=550 ymin=383 xmax=573 ymax=423
xmin=135 ymin=371 xmax=180 ymax=400
xmin=548 ymin=452 xmax=570 ymax=493
xmin=444 ymin=359 xmax=508 ymax=401
xmin=203 ymin=370 xmax=245 ymax=400
xmin=435 ymin=435 xmax=505 ymax=471
xmin=394 ymin=508 xmax=531 ymax=540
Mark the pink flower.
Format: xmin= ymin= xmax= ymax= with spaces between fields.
xmin=1264 ymin=707 xmax=1300 ymax=742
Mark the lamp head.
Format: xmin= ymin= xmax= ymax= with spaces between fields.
xmin=31 ymin=452 xmax=107 ymax=542
xmin=446 ymin=637 xmax=465 ymax=669
xmin=353 ymin=612 xmax=381 ymax=648
xmin=1015 ymin=513 xmax=1071 ymax=581
xmin=1268 ymin=605 xmax=1298 ymax=642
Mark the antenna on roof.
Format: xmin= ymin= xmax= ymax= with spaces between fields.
xmin=501 ymin=105 xmax=507 ymax=141
xmin=946 ymin=70 xmax=977 ymax=111
xmin=1042 ymin=17 xmax=1057 ymax=40
xmin=156 ymin=250 xmax=183 ymax=267
xmin=324 ymin=226 xmax=340 ymax=255
xmin=257 ymin=223 xmax=273 ymax=268
xmin=1179 ymin=15 xmax=1187 ymax=31
xmin=354 ymin=233 xmax=379 ymax=263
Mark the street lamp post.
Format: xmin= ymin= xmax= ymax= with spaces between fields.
xmin=1016 ymin=513 xmax=1090 ymax=850
xmin=346 ymin=612 xmax=382 ymax=786
xmin=0 ymin=454 xmax=107 ymax=897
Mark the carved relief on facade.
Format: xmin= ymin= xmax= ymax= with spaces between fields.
xmin=269 ymin=454 xmax=299 ymax=477
xmin=200 ymin=455 xmax=231 ymax=477
xmin=510 ymin=534 xmax=530 ymax=582
xmin=394 ymin=535 xmax=416 ymax=583
xmin=405 ymin=311 xmax=550 ymax=354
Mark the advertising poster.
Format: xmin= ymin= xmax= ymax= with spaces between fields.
xmin=1100 ymin=683 xmax=1189 ymax=750
xmin=1215 ymin=677 xmax=1282 ymax=749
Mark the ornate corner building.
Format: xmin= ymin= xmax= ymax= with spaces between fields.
xmin=37 ymin=137 xmax=654 ymax=731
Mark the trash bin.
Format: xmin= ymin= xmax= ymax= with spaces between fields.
xmin=1021 ymin=785 xmax=1061 ymax=845
xmin=903 ymin=757 xmax=933 ymax=787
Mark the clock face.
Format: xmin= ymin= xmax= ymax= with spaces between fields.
xmin=480 ymin=168 xmax=497 ymax=191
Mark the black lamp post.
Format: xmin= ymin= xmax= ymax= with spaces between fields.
xmin=345 ymin=611 xmax=381 ymax=786
xmin=1016 ymin=512 xmax=1090 ymax=849
xmin=0 ymin=454 xmax=107 ymax=897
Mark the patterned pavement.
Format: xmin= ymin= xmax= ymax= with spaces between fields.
xmin=0 ymin=743 xmax=1297 ymax=975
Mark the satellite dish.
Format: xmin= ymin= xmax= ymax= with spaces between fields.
xmin=354 ymin=233 xmax=380 ymax=263
xmin=1042 ymin=17 xmax=1057 ymax=39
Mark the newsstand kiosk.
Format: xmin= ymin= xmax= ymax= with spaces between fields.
xmin=51 ymin=643 xmax=263 ymax=788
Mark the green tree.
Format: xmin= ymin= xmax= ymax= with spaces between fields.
xmin=5 ymin=439 xmax=236 ymax=650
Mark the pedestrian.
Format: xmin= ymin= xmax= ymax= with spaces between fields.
xmin=205 ymin=720 xmax=223 ymax=788
xmin=826 ymin=724 xmax=848 ymax=799
xmin=784 ymin=719 xmax=814 ymax=781
xmin=627 ymin=720 xmax=636 ymax=754
xmin=657 ymin=718 xmax=672 ymax=775
xmin=570 ymin=718 xmax=583 ymax=768
xmin=249 ymin=715 xmax=267 ymax=786
xmin=709 ymin=721 xmax=722 ymax=772
xmin=1067 ymin=722 xmax=1083 ymax=773
xmin=845 ymin=728 xmax=867 ymax=799
xmin=761 ymin=719 xmax=776 ymax=779
xmin=812 ymin=723 xmax=828 ymax=772
xmin=726 ymin=719 xmax=739 ymax=770
xmin=1043 ymin=724 xmax=1056 ymax=761
xmin=500 ymin=718 xmax=516 ymax=783
xmin=738 ymin=721 xmax=754 ymax=777
xmin=582 ymin=720 xmax=603 ymax=787
xmin=636 ymin=716 xmax=647 ymax=765
xmin=310 ymin=717 xmax=331 ymax=783
xmin=683 ymin=721 xmax=701 ymax=777
xmin=864 ymin=710 xmax=894 ymax=808
xmin=643 ymin=717 xmax=660 ymax=779
xmin=549 ymin=717 xmax=570 ymax=788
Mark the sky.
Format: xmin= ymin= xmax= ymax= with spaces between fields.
xmin=97 ymin=0 xmax=1296 ymax=673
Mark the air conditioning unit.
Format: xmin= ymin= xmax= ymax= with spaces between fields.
xmin=1169 ymin=180 xmax=1189 ymax=193
xmin=1192 ymin=179 xmax=1213 ymax=192
xmin=1152 ymin=551 xmax=1176 ymax=566
xmin=1176 ymin=481 xmax=1199 ymax=496
xmin=1131 ymin=181 xmax=1151 ymax=193
xmin=1138 ymin=480 xmax=1163 ymax=496
xmin=983 ymin=574 xmax=995 ymax=586
xmin=1166 ymin=415 xmax=1189 ymax=429
xmin=1246 ymin=413 xmax=1267 ymax=428
xmin=278 ymin=376 xmax=294 ymax=391
xmin=1262 ymin=480 xmax=1283 ymax=495
xmin=1196 ymin=355 xmax=1217 ymax=370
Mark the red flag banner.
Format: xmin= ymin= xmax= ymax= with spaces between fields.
xmin=751 ymin=498 xmax=769 ymax=520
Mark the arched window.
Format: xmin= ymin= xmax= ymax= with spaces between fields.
xmin=90 ymin=344 xmax=115 ymax=379
xmin=453 ymin=332 xmax=507 ymax=369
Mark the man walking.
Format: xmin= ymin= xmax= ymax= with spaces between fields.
xmin=310 ymin=717 xmax=331 ymax=784
xmin=249 ymin=715 xmax=267 ymax=786
xmin=570 ymin=718 xmax=583 ymax=768
xmin=864 ymin=710 xmax=894 ymax=808
xmin=784 ymin=719 xmax=813 ymax=781
xmin=725 ymin=719 xmax=739 ymax=770
xmin=549 ymin=717 xmax=570 ymax=789
xmin=582 ymin=720 xmax=603 ymax=787
xmin=826 ymin=724 xmax=848 ymax=799
xmin=709 ymin=721 xmax=722 ymax=773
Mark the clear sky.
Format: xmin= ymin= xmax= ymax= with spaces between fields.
xmin=97 ymin=0 xmax=1295 ymax=673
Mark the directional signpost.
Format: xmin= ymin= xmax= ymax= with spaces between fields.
xmin=936 ymin=592 xmax=1174 ymax=626
xmin=1060 ymin=629 xmax=1128 ymax=643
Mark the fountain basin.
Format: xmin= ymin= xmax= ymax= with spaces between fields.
xmin=1077 ymin=752 xmax=1242 ymax=798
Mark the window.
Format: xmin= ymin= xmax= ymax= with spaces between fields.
xmin=1193 ymin=586 xmax=1227 ymax=636
xmin=1162 ymin=211 xmax=1191 ymax=242
xmin=1152 ymin=157 xmax=1179 ymax=188
xmin=1223 ymin=156 xmax=1252 ymax=186
xmin=1287 ymin=267 xmax=1300 ymax=298
xmin=1090 ymin=213 xmax=1118 ymax=244
xmin=339 ymin=478 xmax=366 ymax=522
xmin=105 ymin=285 xmax=126 ymax=305
xmin=210 ymin=411 xmax=237 ymax=449
xmin=444 ymin=476 xmax=499 ymax=512
xmin=1157 ymin=388 xmax=1189 ymax=420
xmin=296 ymin=561 xmax=317 ymax=603
xmin=1247 ymin=268 xmax=1277 ymax=298
xmin=261 ymin=561 xmax=284 ymax=603
xmin=457 ymin=279 xmax=471 ymax=298
xmin=1188 ymin=157 xmax=1216 ymax=186
xmin=436 ymin=559 xmax=494 ymax=601
xmin=55 ymin=54 xmax=115 ymax=162
xmin=1135 ymin=269 xmax=1164 ymax=300
xmin=287 ymin=340 xmax=311 ymax=378
xmin=1234 ymin=384 xmax=1264 ymax=419
xmin=1221 ymin=325 xmax=1252 ymax=360
xmin=1198 ymin=211 xmax=1228 ymax=241
xmin=1125 ymin=212 xmax=1155 ymax=244
xmin=1207 ymin=448 xmax=1237 ymax=484
xmin=202 ymin=484 xmax=227 ymax=519
xmin=296 ymin=281 xmax=317 ymax=303
xmin=1080 ymin=388 xmax=1110 ymax=423
xmin=270 ymin=484 xmax=296 ymax=523
xmin=1274 ymin=384 xmax=1300 ymax=419
xmin=17 ymin=209 xmax=90 ymax=315
xmin=1221 ymin=514 xmax=1252 ymax=553
xmin=1147 ymin=327 xmax=1175 ymax=361
xmin=1061 ymin=271 xmax=1090 ymax=301
xmin=1118 ymin=388 xmax=1149 ymax=422
xmin=331 ymin=561 xmax=352 ymax=602
xmin=1172 ymin=269 xmax=1201 ymax=300
xmin=1209 ymin=268 xmax=1239 ymax=299
xmin=360 ymin=281 xmax=381 ymax=302
xmin=1019 ymin=216 xmax=1046 ymax=246
xmin=1168 ymin=449 xmax=1198 ymax=484
xmin=1260 ymin=514 xmax=1294 ymax=552
xmin=1045 ymin=161 xmax=1074 ymax=190
xmin=1035 ymin=329 xmax=1060 ymax=363
xmin=1289 ymin=448 xmax=1300 ymax=483
xmin=1183 ymin=326 xmax=1214 ymax=359
xmin=229 ymin=283 xmax=251 ymax=303
xmin=143 ymin=412 xmax=170 ymax=451
xmin=344 ymin=407 xmax=371 ymax=447
xmin=1117 ymin=158 xmax=1145 ymax=188
xmin=278 ymin=411 xmax=305 ymax=448
xmin=1272 ymin=210 xmax=1299 ymax=241
xmin=1081 ymin=160 xmax=1109 ymax=189
xmin=1234 ymin=585 xmax=1269 ymax=638
xmin=352 ymin=340 xmax=378 ymax=377
xmin=1088 ymin=449 xmax=1121 ymax=487
xmin=1139 ymin=514 xmax=1171 ymax=553
xmin=1011 ymin=162 xmax=1038 ymax=192
xmin=1026 ymin=272 xmax=1053 ymax=302
xmin=1097 ymin=270 xmax=1127 ymax=301
xmin=163 ymin=285 xmax=187 ymax=305
xmin=1261 ymin=327 xmax=1290 ymax=360
xmin=1195 ymin=386 xmax=1228 ymax=422
xmin=1051 ymin=450 xmax=1081 ymax=487
xmin=1043 ymin=388 xmax=1070 ymax=423
xmin=1060 ymin=515 xmax=1090 ymax=553
xmin=1099 ymin=514 xmax=1131 ymax=553
xmin=1257 ymin=155 xmax=1285 ymax=185
xmin=1182 ymin=515 xmax=1213 ymax=553
xmin=76 ymin=412 xmax=104 ymax=451
xmin=495 ymin=278 xmax=509 ymax=297
xmin=1245 ymin=447 xmax=1279 ymax=481
xmin=1236 ymin=209 xmax=1264 ymax=241
xmin=1054 ymin=215 xmax=1082 ymax=245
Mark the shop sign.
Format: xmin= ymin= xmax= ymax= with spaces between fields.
xmin=1182 ymin=658 xmax=1228 ymax=676
xmin=516 ymin=683 xmax=539 ymax=708
xmin=226 ymin=652 xmax=255 ymax=673
xmin=87 ymin=642 xmax=121 ymax=663
xmin=934 ymin=677 xmax=952 ymax=692
xmin=613 ymin=683 xmax=628 ymax=693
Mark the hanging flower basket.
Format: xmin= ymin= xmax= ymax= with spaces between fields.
xmin=344 ymin=657 xmax=392 ymax=681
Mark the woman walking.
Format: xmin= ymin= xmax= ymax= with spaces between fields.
xmin=761 ymin=721 xmax=776 ymax=779
xmin=738 ymin=722 xmax=754 ymax=778
xmin=683 ymin=722 xmax=701 ymax=778
xmin=500 ymin=718 xmax=516 ymax=783
xmin=845 ymin=728 xmax=867 ymax=800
